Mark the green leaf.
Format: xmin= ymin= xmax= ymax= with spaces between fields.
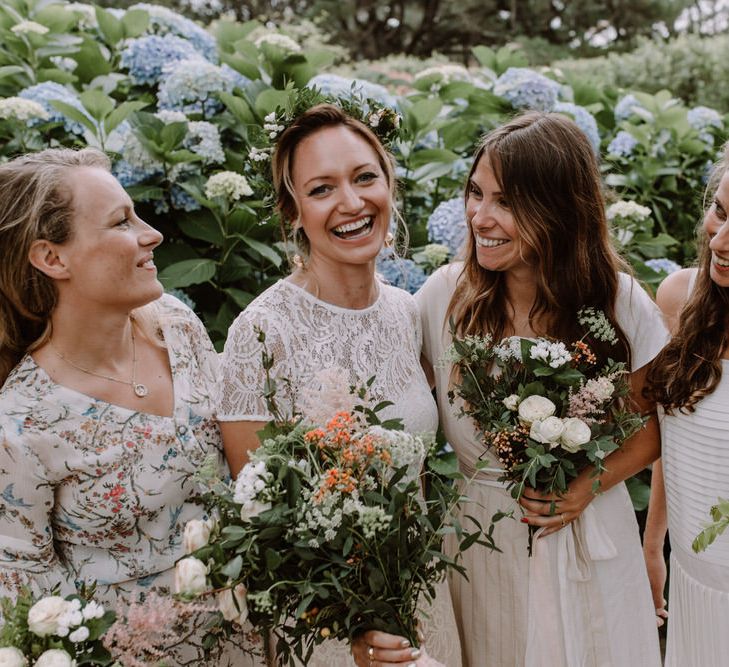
xmin=240 ymin=236 xmax=283 ymax=267
xmin=95 ymin=6 xmax=123 ymax=45
xmin=224 ymin=287 xmax=254 ymax=309
xmin=219 ymin=91 xmax=255 ymax=124
xmin=121 ymin=9 xmax=149 ymax=37
xmin=104 ymin=100 xmax=149 ymax=134
xmin=79 ymin=88 xmax=114 ymax=121
xmin=0 ymin=65 xmax=24 ymax=81
xmin=410 ymin=97 xmax=443 ymax=130
xmin=178 ymin=214 xmax=224 ymax=245
xmin=158 ymin=258 xmax=217 ymax=288
xmin=220 ymin=555 xmax=243 ymax=579
xmin=49 ymin=100 xmax=97 ymax=135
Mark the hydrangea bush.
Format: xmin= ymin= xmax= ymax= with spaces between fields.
xmin=0 ymin=0 xmax=724 ymax=347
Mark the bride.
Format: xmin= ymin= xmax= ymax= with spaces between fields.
xmin=217 ymin=103 xmax=461 ymax=667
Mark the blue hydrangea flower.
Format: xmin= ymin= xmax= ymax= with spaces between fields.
xmin=18 ymin=82 xmax=93 ymax=136
xmin=607 ymin=130 xmax=639 ymax=158
xmin=109 ymin=121 xmax=163 ymax=186
xmin=613 ymin=94 xmax=652 ymax=123
xmin=167 ymin=288 xmax=197 ymax=310
xmin=307 ymin=73 xmax=400 ymax=110
xmin=376 ymin=248 xmax=427 ymax=294
xmin=645 ymin=258 xmax=681 ymax=275
xmin=120 ymin=34 xmax=200 ymax=86
xmin=157 ymin=57 xmax=246 ymax=115
xmin=687 ymin=106 xmax=723 ymax=132
xmin=553 ymin=101 xmax=600 ymax=153
xmin=427 ymin=197 xmax=468 ymax=255
xmin=129 ymin=3 xmax=218 ymax=62
xmin=492 ymin=67 xmax=560 ymax=112
xmin=170 ymin=184 xmax=201 ymax=211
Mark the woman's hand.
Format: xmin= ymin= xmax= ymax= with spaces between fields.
xmin=351 ymin=631 xmax=422 ymax=667
xmin=518 ymin=476 xmax=594 ymax=537
xmin=643 ymin=546 xmax=668 ymax=627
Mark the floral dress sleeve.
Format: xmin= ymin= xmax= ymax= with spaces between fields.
xmin=0 ymin=423 xmax=70 ymax=600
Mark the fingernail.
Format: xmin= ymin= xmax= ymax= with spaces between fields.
xmin=521 ymin=517 xmax=530 ymax=523
xmin=410 ymin=648 xmax=421 ymax=658
xmin=400 ymin=639 xmax=411 ymax=648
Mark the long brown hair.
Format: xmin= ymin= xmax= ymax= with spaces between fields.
xmin=647 ymin=145 xmax=729 ymax=412
xmin=271 ymin=103 xmax=397 ymax=263
xmin=448 ymin=111 xmax=631 ymax=362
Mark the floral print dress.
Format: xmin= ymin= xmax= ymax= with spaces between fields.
xmin=0 ymin=295 xmax=258 ymax=666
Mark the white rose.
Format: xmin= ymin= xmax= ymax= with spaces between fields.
xmin=502 ymin=394 xmax=520 ymax=411
xmin=517 ymin=395 xmax=556 ymax=425
xmin=560 ymin=417 xmax=592 ymax=452
xmin=33 ymin=650 xmax=74 ymax=667
xmin=174 ymin=557 xmax=209 ymax=595
xmin=183 ymin=519 xmax=213 ymax=554
xmin=217 ymin=584 xmax=249 ymax=625
xmin=240 ymin=500 xmax=272 ymax=521
xmin=529 ymin=417 xmax=565 ymax=444
xmin=27 ymin=597 xmax=71 ymax=637
xmin=68 ymin=626 xmax=89 ymax=643
xmin=0 ymin=647 xmax=28 ymax=667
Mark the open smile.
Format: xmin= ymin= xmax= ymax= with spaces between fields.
xmin=332 ymin=216 xmax=374 ymax=240
xmin=475 ymin=236 xmax=509 ymax=248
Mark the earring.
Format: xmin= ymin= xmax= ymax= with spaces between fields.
xmin=384 ymin=232 xmax=394 ymax=248
xmin=293 ymin=254 xmax=305 ymax=269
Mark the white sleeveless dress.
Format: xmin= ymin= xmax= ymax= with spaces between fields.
xmin=661 ymin=269 xmax=729 ymax=667
xmin=219 ymin=278 xmax=462 ymax=666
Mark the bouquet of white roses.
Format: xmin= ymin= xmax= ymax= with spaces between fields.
xmin=0 ymin=586 xmax=115 ymax=666
xmin=176 ymin=335 xmax=497 ymax=665
xmin=447 ymin=309 xmax=646 ymax=509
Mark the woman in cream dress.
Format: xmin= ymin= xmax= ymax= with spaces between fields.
xmin=644 ymin=143 xmax=729 ymax=667
xmin=416 ymin=112 xmax=663 ymax=667
xmin=218 ymin=104 xmax=461 ymax=667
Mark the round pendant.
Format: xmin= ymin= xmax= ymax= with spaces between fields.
xmin=133 ymin=382 xmax=149 ymax=398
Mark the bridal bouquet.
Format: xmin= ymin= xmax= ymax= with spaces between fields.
xmin=0 ymin=586 xmax=115 ymax=666
xmin=447 ymin=309 xmax=646 ymax=505
xmin=176 ymin=336 xmax=495 ymax=665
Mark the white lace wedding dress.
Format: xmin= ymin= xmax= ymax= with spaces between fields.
xmin=219 ymin=278 xmax=462 ymax=666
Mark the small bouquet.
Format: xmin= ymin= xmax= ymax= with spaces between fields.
xmin=447 ymin=309 xmax=646 ymax=530
xmin=175 ymin=334 xmax=495 ymax=665
xmin=0 ymin=586 xmax=115 ymax=666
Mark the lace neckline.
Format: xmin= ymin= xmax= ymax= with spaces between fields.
xmin=280 ymin=278 xmax=383 ymax=314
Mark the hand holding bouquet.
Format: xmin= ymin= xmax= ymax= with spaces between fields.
xmin=447 ymin=309 xmax=646 ymax=520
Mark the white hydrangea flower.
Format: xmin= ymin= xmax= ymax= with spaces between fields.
xmin=606 ymin=200 xmax=651 ymax=222
xmin=415 ymin=64 xmax=472 ymax=86
xmin=254 ymin=32 xmax=301 ymax=53
xmin=68 ymin=626 xmax=89 ymax=643
xmin=0 ymin=97 xmax=49 ymax=121
xmin=11 ymin=20 xmax=49 ymax=35
xmin=205 ymin=171 xmax=253 ymax=201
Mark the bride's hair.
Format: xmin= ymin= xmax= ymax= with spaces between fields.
xmin=447 ymin=111 xmax=631 ymax=364
xmin=647 ymin=143 xmax=729 ymax=413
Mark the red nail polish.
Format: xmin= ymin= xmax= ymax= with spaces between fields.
xmin=521 ymin=517 xmax=530 ymax=523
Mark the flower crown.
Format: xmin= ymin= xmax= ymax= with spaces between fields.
xmin=244 ymin=86 xmax=402 ymax=228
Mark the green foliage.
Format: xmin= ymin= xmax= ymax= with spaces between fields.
xmin=693 ymin=497 xmax=729 ymax=553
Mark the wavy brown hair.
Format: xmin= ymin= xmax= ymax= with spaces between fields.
xmin=271 ymin=103 xmax=398 ymax=263
xmin=647 ymin=146 xmax=729 ymax=413
xmin=447 ymin=111 xmax=631 ymax=363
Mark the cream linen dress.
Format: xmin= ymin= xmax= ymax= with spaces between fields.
xmin=0 ymin=294 xmax=255 ymax=666
xmin=219 ymin=278 xmax=462 ymax=666
xmin=661 ymin=269 xmax=729 ymax=667
xmin=416 ymin=263 xmax=665 ymax=667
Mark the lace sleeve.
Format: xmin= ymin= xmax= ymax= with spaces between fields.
xmin=218 ymin=308 xmax=290 ymax=422
xmin=0 ymin=424 xmax=70 ymax=601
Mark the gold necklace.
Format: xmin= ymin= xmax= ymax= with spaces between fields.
xmin=48 ymin=319 xmax=149 ymax=398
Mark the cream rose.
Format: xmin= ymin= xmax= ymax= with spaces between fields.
xmin=560 ymin=417 xmax=592 ymax=452
xmin=174 ymin=557 xmax=209 ymax=595
xmin=0 ymin=647 xmax=28 ymax=667
xmin=529 ymin=416 xmax=565 ymax=445
xmin=502 ymin=394 xmax=520 ymax=411
xmin=27 ymin=597 xmax=71 ymax=637
xmin=517 ymin=395 xmax=556 ymax=425
xmin=33 ymin=650 xmax=75 ymax=667
xmin=217 ymin=584 xmax=249 ymax=625
xmin=183 ymin=518 xmax=213 ymax=554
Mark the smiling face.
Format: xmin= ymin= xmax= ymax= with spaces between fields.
xmin=704 ymin=169 xmax=729 ymax=288
xmin=466 ymin=156 xmax=531 ymax=276
xmin=290 ymin=125 xmax=391 ymax=270
xmin=55 ymin=167 xmax=164 ymax=310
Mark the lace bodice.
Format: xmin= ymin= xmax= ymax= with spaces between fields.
xmin=219 ymin=279 xmax=438 ymax=435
